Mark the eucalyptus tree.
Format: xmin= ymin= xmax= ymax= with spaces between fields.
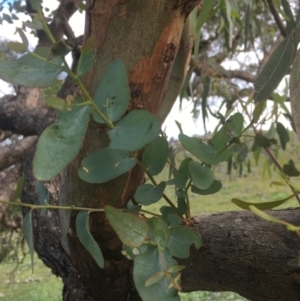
xmin=0 ymin=1 xmax=300 ymax=301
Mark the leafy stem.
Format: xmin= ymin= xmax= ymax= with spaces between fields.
xmin=0 ymin=199 xmax=104 ymax=212
xmin=62 ymin=59 xmax=114 ymax=129
xmin=135 ymin=159 xmax=177 ymax=210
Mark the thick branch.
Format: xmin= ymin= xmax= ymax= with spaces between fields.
xmin=0 ymin=93 xmax=55 ymax=136
xmin=181 ymin=209 xmax=300 ymax=301
xmin=0 ymin=136 xmax=38 ymax=171
xmin=266 ymin=0 xmax=286 ymax=37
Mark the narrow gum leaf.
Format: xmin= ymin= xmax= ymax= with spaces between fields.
xmin=22 ymin=212 xmax=34 ymax=272
xmin=76 ymin=211 xmax=104 ymax=268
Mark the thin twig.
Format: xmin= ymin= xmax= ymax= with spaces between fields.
xmin=266 ymin=0 xmax=286 ymax=37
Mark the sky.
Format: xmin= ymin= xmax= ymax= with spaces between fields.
xmin=0 ymin=0 xmax=292 ymax=139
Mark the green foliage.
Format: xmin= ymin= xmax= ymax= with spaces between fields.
xmin=22 ymin=212 xmax=34 ymax=272
xmin=254 ymin=31 xmax=296 ymax=103
xmin=142 ymin=136 xmax=169 ymax=175
xmin=36 ymin=181 xmax=49 ymax=216
xmin=188 ymin=161 xmax=215 ymax=190
xmin=45 ymin=96 xmax=66 ymax=110
xmin=133 ymin=246 xmax=180 ymax=301
xmin=232 ymin=198 xmax=289 ymax=210
xmin=108 ymin=110 xmax=160 ymax=151
xmin=283 ymin=159 xmax=300 ymax=177
xmin=134 ymin=182 xmax=166 ymax=206
xmin=105 ymin=205 xmax=149 ymax=247
xmin=0 ymin=47 xmax=63 ymax=87
xmin=76 ymin=211 xmax=104 ymax=268
xmin=168 ymin=226 xmax=201 ymax=259
xmin=93 ymin=59 xmax=130 ymax=123
xmin=78 ymin=147 xmax=137 ymax=183
xmin=77 ymin=36 xmax=95 ymax=78
xmin=33 ymin=105 xmax=92 ymax=181
xmin=191 ymin=180 xmax=222 ymax=195
xmin=12 ymin=176 xmax=24 ymax=202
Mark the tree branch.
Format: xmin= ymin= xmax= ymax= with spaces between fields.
xmin=266 ymin=0 xmax=286 ymax=37
xmin=0 ymin=136 xmax=38 ymax=171
xmin=181 ymin=209 xmax=300 ymax=301
xmin=0 ymin=92 xmax=56 ymax=136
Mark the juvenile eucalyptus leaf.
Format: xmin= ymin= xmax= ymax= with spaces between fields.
xmin=12 ymin=176 xmax=24 ymax=202
xmin=252 ymin=133 xmax=277 ymax=151
xmin=224 ymin=113 xmax=244 ymax=138
xmin=33 ymin=105 xmax=92 ymax=181
xmin=78 ymin=147 xmax=137 ymax=184
xmin=191 ymin=180 xmax=222 ymax=195
xmin=232 ymin=198 xmax=288 ymax=210
xmin=109 ymin=110 xmax=160 ymax=151
xmin=166 ymin=213 xmax=182 ymax=226
xmin=179 ymin=134 xmax=219 ymax=164
xmin=45 ymin=96 xmax=66 ymax=110
xmin=254 ymin=32 xmax=296 ymax=103
xmin=174 ymin=158 xmax=192 ymax=190
xmin=7 ymin=41 xmax=27 ymax=54
xmin=276 ymin=122 xmax=289 ymax=150
xmin=76 ymin=211 xmax=104 ymax=269
xmin=160 ymin=206 xmax=179 ymax=224
xmin=93 ymin=59 xmax=129 ymax=123
xmin=17 ymin=28 xmax=29 ymax=50
xmin=134 ymin=182 xmax=166 ymax=206
xmin=167 ymin=265 xmax=185 ymax=273
xmin=142 ymin=137 xmax=168 ymax=175
xmin=147 ymin=217 xmax=170 ymax=251
xmin=22 ymin=211 xmax=34 ymax=272
xmin=168 ymin=226 xmax=201 ymax=259
xmin=36 ymin=181 xmax=49 ymax=216
xmin=188 ymin=161 xmax=215 ymax=190
xmin=105 ymin=205 xmax=149 ymax=247
xmin=133 ymin=246 xmax=180 ymax=301
xmin=145 ymin=271 xmax=165 ymax=287
xmin=283 ymin=159 xmax=300 ymax=177
xmin=0 ymin=50 xmax=63 ymax=87
xmin=77 ymin=36 xmax=95 ymax=78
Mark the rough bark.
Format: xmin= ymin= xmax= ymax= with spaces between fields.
xmin=181 ymin=209 xmax=300 ymax=301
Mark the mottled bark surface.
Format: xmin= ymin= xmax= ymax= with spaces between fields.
xmin=182 ymin=209 xmax=300 ymax=301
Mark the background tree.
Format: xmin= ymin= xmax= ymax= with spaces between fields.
xmin=0 ymin=1 xmax=300 ymax=301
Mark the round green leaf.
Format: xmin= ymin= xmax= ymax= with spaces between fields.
xmin=33 ymin=105 xmax=92 ymax=181
xmin=93 ymin=59 xmax=130 ymax=123
xmin=191 ymin=180 xmax=222 ymax=195
xmin=147 ymin=217 xmax=170 ymax=251
xmin=105 ymin=205 xmax=149 ymax=248
xmin=142 ymin=137 xmax=168 ymax=175
xmin=188 ymin=161 xmax=215 ymax=190
xmin=134 ymin=182 xmax=166 ymax=206
xmin=179 ymin=134 xmax=219 ymax=164
xmin=167 ymin=226 xmax=201 ymax=259
xmin=133 ymin=246 xmax=180 ymax=301
xmin=224 ymin=113 xmax=244 ymax=138
xmin=109 ymin=110 xmax=160 ymax=151
xmin=0 ymin=48 xmax=63 ymax=87
xmin=76 ymin=211 xmax=104 ymax=269
xmin=78 ymin=147 xmax=137 ymax=184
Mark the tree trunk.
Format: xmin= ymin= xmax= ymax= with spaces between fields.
xmin=58 ymin=1 xmax=200 ymax=300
